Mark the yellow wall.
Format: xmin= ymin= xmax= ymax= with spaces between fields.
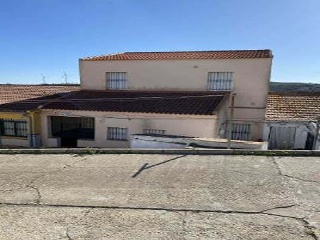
xmin=0 ymin=112 xmax=29 ymax=146
xmin=0 ymin=112 xmax=27 ymax=120
xmin=0 ymin=111 xmax=42 ymax=135
xmin=28 ymin=111 xmax=41 ymax=134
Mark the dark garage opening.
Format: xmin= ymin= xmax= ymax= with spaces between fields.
xmin=51 ymin=116 xmax=94 ymax=147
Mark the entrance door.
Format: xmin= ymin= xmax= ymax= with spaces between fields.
xmin=51 ymin=116 xmax=95 ymax=148
xmin=305 ymin=132 xmax=315 ymax=150
xmin=61 ymin=137 xmax=77 ymax=148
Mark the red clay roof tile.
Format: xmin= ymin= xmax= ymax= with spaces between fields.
xmin=82 ymin=50 xmax=272 ymax=61
xmin=0 ymin=84 xmax=80 ymax=105
xmin=266 ymin=93 xmax=320 ymax=121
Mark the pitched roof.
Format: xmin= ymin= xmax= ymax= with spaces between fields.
xmin=0 ymin=90 xmax=227 ymax=116
xmin=0 ymin=84 xmax=80 ymax=105
xmin=82 ymin=50 xmax=272 ymax=61
xmin=266 ymin=93 xmax=320 ymax=121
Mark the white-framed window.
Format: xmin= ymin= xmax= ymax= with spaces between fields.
xmin=143 ymin=129 xmax=166 ymax=135
xmin=107 ymin=127 xmax=128 ymax=141
xmin=231 ymin=123 xmax=251 ymax=141
xmin=106 ymin=72 xmax=128 ymax=90
xmin=208 ymin=72 xmax=233 ymax=91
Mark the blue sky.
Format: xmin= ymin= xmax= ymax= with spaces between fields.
xmin=0 ymin=0 xmax=319 ymax=84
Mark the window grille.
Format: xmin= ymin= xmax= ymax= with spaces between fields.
xmin=107 ymin=127 xmax=128 ymax=141
xmin=0 ymin=119 xmax=28 ymax=137
xmin=231 ymin=123 xmax=251 ymax=141
xmin=106 ymin=72 xmax=128 ymax=90
xmin=51 ymin=116 xmax=94 ymax=139
xmin=208 ymin=72 xmax=233 ymax=91
xmin=143 ymin=129 xmax=166 ymax=135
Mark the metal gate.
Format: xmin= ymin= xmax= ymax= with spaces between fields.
xmin=268 ymin=126 xmax=296 ymax=150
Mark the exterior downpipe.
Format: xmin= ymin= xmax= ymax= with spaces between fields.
xmin=227 ymin=93 xmax=236 ymax=149
xmin=27 ymin=110 xmax=41 ymax=148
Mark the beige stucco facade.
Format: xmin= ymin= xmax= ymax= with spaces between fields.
xmin=41 ymin=110 xmax=218 ymax=148
xmin=80 ymin=57 xmax=272 ymax=140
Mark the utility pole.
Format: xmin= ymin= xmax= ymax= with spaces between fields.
xmin=313 ymin=117 xmax=320 ymax=150
xmin=227 ymin=93 xmax=236 ymax=149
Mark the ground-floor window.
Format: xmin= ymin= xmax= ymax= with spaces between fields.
xmin=51 ymin=116 xmax=94 ymax=140
xmin=231 ymin=123 xmax=251 ymax=141
xmin=107 ymin=127 xmax=128 ymax=141
xmin=0 ymin=119 xmax=28 ymax=137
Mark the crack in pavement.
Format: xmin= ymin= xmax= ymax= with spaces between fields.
xmin=25 ymin=185 xmax=41 ymax=204
xmin=302 ymin=218 xmax=319 ymax=240
xmin=181 ymin=211 xmax=188 ymax=240
xmin=271 ymin=157 xmax=319 ymax=184
xmin=0 ymin=202 xmax=310 ymax=218
xmin=0 ymin=202 xmax=318 ymax=239
xmin=0 ymin=156 xmax=88 ymax=206
xmin=282 ymin=174 xmax=320 ymax=184
xmin=65 ymin=227 xmax=72 ymax=240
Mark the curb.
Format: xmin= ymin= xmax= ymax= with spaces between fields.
xmin=0 ymin=148 xmax=320 ymax=156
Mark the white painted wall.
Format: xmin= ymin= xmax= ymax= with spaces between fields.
xmin=40 ymin=110 xmax=217 ymax=148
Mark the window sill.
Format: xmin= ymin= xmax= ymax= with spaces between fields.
xmin=107 ymin=139 xmax=128 ymax=142
xmin=0 ymin=136 xmax=28 ymax=139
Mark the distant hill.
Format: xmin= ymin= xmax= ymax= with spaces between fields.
xmin=270 ymin=82 xmax=320 ymax=93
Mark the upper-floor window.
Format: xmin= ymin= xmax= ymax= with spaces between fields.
xmin=106 ymin=72 xmax=128 ymax=90
xmin=208 ymin=72 xmax=233 ymax=91
xmin=0 ymin=119 xmax=28 ymax=138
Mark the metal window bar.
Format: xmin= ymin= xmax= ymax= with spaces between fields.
xmin=143 ymin=129 xmax=166 ymax=135
xmin=106 ymin=72 xmax=128 ymax=90
xmin=0 ymin=119 xmax=28 ymax=137
xmin=208 ymin=72 xmax=233 ymax=91
xmin=107 ymin=127 xmax=128 ymax=141
xmin=50 ymin=116 xmax=94 ymax=139
xmin=231 ymin=123 xmax=251 ymax=141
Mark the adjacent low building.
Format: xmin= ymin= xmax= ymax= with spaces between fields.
xmin=0 ymin=84 xmax=79 ymax=147
xmin=264 ymin=92 xmax=320 ymax=150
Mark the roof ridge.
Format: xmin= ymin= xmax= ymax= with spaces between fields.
xmin=123 ymin=49 xmax=271 ymax=54
xmin=81 ymin=49 xmax=273 ymax=61
xmin=269 ymin=92 xmax=320 ymax=96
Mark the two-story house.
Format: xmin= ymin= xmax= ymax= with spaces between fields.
xmin=38 ymin=50 xmax=272 ymax=148
xmin=0 ymin=50 xmax=273 ymax=148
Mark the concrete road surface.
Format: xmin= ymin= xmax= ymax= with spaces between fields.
xmin=0 ymin=154 xmax=319 ymax=239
